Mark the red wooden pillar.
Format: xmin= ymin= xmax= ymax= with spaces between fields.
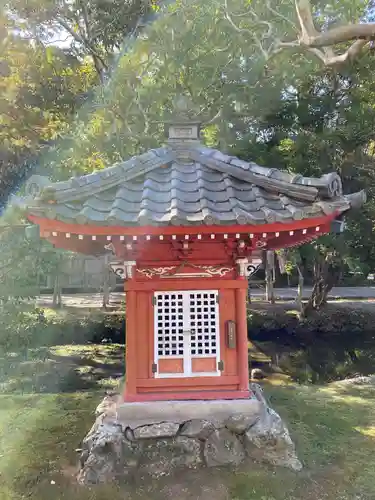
xmin=235 ymin=282 xmax=249 ymax=393
xmin=124 ymin=288 xmax=137 ymax=400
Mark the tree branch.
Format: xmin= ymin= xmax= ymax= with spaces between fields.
xmin=223 ymin=1 xmax=253 ymax=36
xmin=295 ymin=0 xmax=319 ymax=44
xmin=56 ymin=16 xmax=108 ymax=81
xmin=80 ymin=0 xmax=92 ymax=40
xmin=322 ymin=40 xmax=369 ymax=66
xmin=305 ymin=23 xmax=375 ymax=48
xmin=205 ymin=107 xmax=223 ymax=124
xmin=295 ymin=0 xmax=373 ymax=66
xmin=225 ymin=0 xmax=375 ymax=70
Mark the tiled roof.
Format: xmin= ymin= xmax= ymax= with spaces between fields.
xmin=24 ymin=143 xmax=365 ymax=227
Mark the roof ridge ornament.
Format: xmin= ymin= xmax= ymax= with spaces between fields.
xmin=172 ymin=94 xmax=200 ymax=121
xmin=166 ymin=94 xmax=202 ymax=146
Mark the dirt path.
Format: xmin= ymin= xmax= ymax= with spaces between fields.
xmin=35 ymin=292 xmax=375 ymax=312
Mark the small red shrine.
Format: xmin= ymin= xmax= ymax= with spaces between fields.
xmin=23 ymin=99 xmax=365 ymax=403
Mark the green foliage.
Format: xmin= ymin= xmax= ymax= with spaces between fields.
xmin=248 ymin=305 xmax=375 ymax=382
xmin=0 ymin=308 xmax=125 ymax=352
xmin=7 ymin=0 xmax=159 ymax=81
xmin=0 ymin=0 xmax=374 ymax=303
xmin=6 ymin=0 xmax=316 ymax=176
xmin=0 ymin=15 xmax=96 ymax=202
xmin=0 ymin=223 xmax=64 ymax=299
xmin=234 ymin=64 xmax=375 ymax=286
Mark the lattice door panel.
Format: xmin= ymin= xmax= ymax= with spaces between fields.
xmin=155 ymin=292 xmax=184 ymax=358
xmin=189 ymin=292 xmax=218 ymax=357
xmin=154 ymin=290 xmax=220 ymax=378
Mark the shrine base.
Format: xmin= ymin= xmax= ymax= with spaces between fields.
xmin=77 ymin=385 xmax=302 ymax=485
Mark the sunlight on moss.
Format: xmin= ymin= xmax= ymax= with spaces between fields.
xmin=262 ymin=375 xmax=294 ymax=386
xmin=285 ymin=309 xmax=299 ymax=316
xmin=76 ymin=366 xmax=94 ymax=374
xmin=318 ymin=389 xmax=375 ymax=407
xmin=355 ymin=426 xmax=375 ymax=438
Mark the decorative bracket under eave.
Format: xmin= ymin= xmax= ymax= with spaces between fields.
xmin=236 ymin=258 xmax=249 ymax=278
xmin=109 ymin=261 xmax=136 ymax=280
xmin=236 ymin=257 xmax=263 ymax=278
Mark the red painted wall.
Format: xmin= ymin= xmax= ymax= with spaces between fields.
xmin=124 ymin=278 xmax=249 ymax=401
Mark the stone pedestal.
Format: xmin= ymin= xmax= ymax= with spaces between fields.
xmin=77 ymin=385 xmax=302 ymax=485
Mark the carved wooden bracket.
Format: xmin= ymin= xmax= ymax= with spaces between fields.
xmin=109 ymin=260 xmax=136 ymax=279
xmin=246 ymin=258 xmax=263 ymax=277
xmin=236 ymin=258 xmax=249 ymax=277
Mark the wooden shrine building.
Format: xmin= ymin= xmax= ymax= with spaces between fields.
xmin=23 ymin=100 xmax=365 ymax=403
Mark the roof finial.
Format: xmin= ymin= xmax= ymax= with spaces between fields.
xmin=171 ymin=94 xmax=199 ymax=122
xmin=166 ymin=93 xmax=201 ymax=144
xmin=174 ymin=94 xmax=191 ymax=113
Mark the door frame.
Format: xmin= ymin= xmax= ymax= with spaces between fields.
xmin=153 ymin=289 xmax=221 ymax=379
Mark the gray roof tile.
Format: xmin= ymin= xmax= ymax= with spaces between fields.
xmin=25 ymin=144 xmax=366 ymax=227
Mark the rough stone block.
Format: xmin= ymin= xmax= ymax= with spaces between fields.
xmin=133 ymin=422 xmax=180 ymax=439
xmin=82 ymin=418 xmax=120 ymax=451
xmin=244 ymin=407 xmax=302 ymax=471
xmin=124 ymin=427 xmax=135 ymax=442
xmin=179 ymin=419 xmax=216 ymax=440
xmin=77 ymin=394 xmax=302 ymax=485
xmin=78 ymin=419 xmax=140 ymax=484
xmin=139 ymin=436 xmax=202 ymax=476
xmin=95 ymin=393 xmax=119 ymax=417
xmin=251 ymin=368 xmax=266 ymax=380
xmin=225 ymin=413 xmax=259 ymax=434
xmin=204 ymin=428 xmax=245 ymax=467
xmin=78 ymin=453 xmax=117 ymax=484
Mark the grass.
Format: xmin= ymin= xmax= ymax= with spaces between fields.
xmin=1 ymin=344 xmax=375 ymax=499
xmin=0 ymin=344 xmax=124 ymax=394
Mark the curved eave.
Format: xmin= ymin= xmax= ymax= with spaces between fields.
xmin=27 ymin=212 xmax=339 ymax=237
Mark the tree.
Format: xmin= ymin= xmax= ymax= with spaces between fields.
xmin=280 ymin=235 xmax=363 ymax=317
xmin=224 ymin=0 xmax=375 ymax=68
xmin=32 ymin=0 xmax=301 ymax=176
xmin=0 ymin=223 xmax=60 ymax=299
xmin=0 ymin=13 xmax=96 ymax=207
xmin=232 ymin=60 xmax=375 ymax=314
xmin=7 ymin=0 xmax=159 ymax=82
xmin=3 ymin=0 xmax=374 ymax=310
xmin=5 ymin=0 xmax=375 ymax=180
xmin=46 ymin=0 xmax=375 ymax=174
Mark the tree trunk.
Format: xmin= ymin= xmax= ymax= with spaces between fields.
xmin=265 ymin=251 xmax=275 ymax=303
xmin=248 ymin=286 xmax=251 ymax=304
xmin=52 ymin=255 xmax=63 ymax=309
xmin=296 ymin=265 xmax=304 ymax=315
xmin=102 ymin=255 xmax=110 ymax=310
xmin=301 ymin=252 xmax=341 ymax=317
xmin=52 ymin=271 xmax=62 ymax=309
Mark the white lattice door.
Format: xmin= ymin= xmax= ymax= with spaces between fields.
xmin=154 ymin=290 xmax=220 ymax=378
